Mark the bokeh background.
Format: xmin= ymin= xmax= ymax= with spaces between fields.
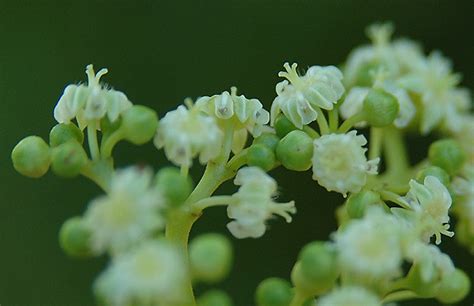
xmin=0 ymin=1 xmax=472 ymax=305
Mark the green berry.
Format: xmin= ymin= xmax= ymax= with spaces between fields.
xmin=416 ymin=166 xmax=450 ymax=186
xmin=121 ymin=105 xmax=158 ymax=145
xmin=428 ymin=139 xmax=466 ymax=175
xmin=51 ymin=141 xmax=88 ymax=177
xmin=298 ymin=242 xmax=338 ymax=291
xmin=436 ymin=269 xmax=470 ymax=304
xmin=189 ymin=233 xmax=233 ymax=283
xmin=12 ymin=136 xmax=51 ymax=178
xmin=362 ymin=88 xmax=399 ymax=127
xmin=49 ymin=123 xmax=84 ymax=147
xmin=346 ymin=190 xmax=382 ymax=219
xmin=255 ymin=277 xmax=293 ymax=306
xmin=155 ymin=167 xmax=193 ymax=207
xmin=276 ymin=130 xmax=313 ymax=171
xmin=59 ymin=217 xmax=92 ymax=258
xmin=197 ymin=290 xmax=233 ymax=306
xmin=253 ymin=133 xmax=280 ymax=152
xmin=274 ymin=114 xmax=298 ymax=138
xmin=247 ymin=144 xmax=276 ymax=171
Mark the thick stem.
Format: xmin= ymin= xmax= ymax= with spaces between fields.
xmin=383 ymin=126 xmax=410 ymax=181
xmin=315 ymin=108 xmax=330 ymax=135
xmin=369 ymin=127 xmax=383 ymax=160
xmin=87 ymin=122 xmax=100 ymax=160
xmin=289 ymin=290 xmax=309 ymax=306
xmin=328 ymin=108 xmax=339 ymax=132
xmin=100 ymin=128 xmax=124 ymax=159
xmin=337 ymin=112 xmax=366 ymax=133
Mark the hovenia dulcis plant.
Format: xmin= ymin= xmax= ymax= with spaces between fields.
xmin=11 ymin=23 xmax=473 ymax=306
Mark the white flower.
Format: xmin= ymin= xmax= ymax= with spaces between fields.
xmin=154 ymin=101 xmax=223 ymax=167
xmin=54 ymin=64 xmax=132 ymax=129
xmin=195 ymin=87 xmax=270 ymax=137
xmin=317 ymin=286 xmax=381 ymax=306
xmin=94 ymin=240 xmax=188 ymax=306
xmin=270 ymin=63 xmax=344 ymax=129
xmin=312 ymin=131 xmax=379 ymax=196
xmin=83 ymin=167 xmax=165 ymax=255
xmin=340 ymin=82 xmax=415 ymax=128
xmin=226 ymin=167 xmax=296 ymax=239
xmin=405 ymin=242 xmax=454 ymax=283
xmin=334 ymin=207 xmax=403 ymax=280
xmin=400 ymin=176 xmax=453 ymax=244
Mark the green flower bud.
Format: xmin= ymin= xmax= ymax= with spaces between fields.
xmin=51 ymin=141 xmax=88 ymax=177
xmin=416 ymin=166 xmax=450 ymax=186
xmin=346 ymin=190 xmax=382 ymax=219
xmin=121 ymin=105 xmax=158 ymax=145
xmin=428 ymin=139 xmax=466 ymax=175
xmin=11 ymin=136 xmax=51 ymax=178
xmin=197 ymin=290 xmax=233 ymax=306
xmin=276 ymin=130 xmax=313 ymax=171
xmin=362 ymin=88 xmax=399 ymax=127
xmin=436 ymin=269 xmax=470 ymax=304
xmin=255 ymin=277 xmax=293 ymax=306
xmin=59 ymin=217 xmax=92 ymax=258
xmin=354 ymin=61 xmax=380 ymax=87
xmin=455 ymin=220 xmax=474 ymax=252
xmin=247 ymin=144 xmax=276 ymax=171
xmin=49 ymin=123 xmax=84 ymax=147
xmin=189 ymin=233 xmax=233 ymax=283
xmin=298 ymin=242 xmax=338 ymax=293
xmin=253 ymin=133 xmax=280 ymax=152
xmin=274 ymin=114 xmax=298 ymax=138
xmin=155 ymin=167 xmax=193 ymax=207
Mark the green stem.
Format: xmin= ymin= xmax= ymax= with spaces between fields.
xmin=289 ymin=290 xmax=308 ymax=306
xmin=328 ymin=108 xmax=339 ymax=132
xmin=315 ymin=108 xmax=330 ymax=135
xmin=379 ymin=190 xmax=410 ymax=209
xmin=303 ymin=125 xmax=320 ymax=139
xmin=80 ymin=159 xmax=114 ymax=192
xmin=100 ymin=129 xmax=124 ymax=159
xmin=382 ymin=290 xmax=419 ymax=303
xmin=369 ymin=127 xmax=383 ymax=160
xmin=87 ymin=122 xmax=100 ymax=160
xmin=191 ymin=195 xmax=236 ymax=211
xmin=226 ymin=148 xmax=248 ymax=172
xmin=337 ymin=112 xmax=366 ymax=133
xmin=383 ymin=126 xmax=410 ymax=181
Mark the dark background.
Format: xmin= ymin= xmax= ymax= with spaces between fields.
xmin=0 ymin=1 xmax=472 ymax=305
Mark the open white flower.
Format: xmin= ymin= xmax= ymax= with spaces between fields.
xmin=54 ymin=64 xmax=132 ymax=129
xmin=334 ymin=207 xmax=403 ymax=280
xmin=195 ymin=87 xmax=270 ymax=137
xmin=400 ymin=176 xmax=453 ymax=244
xmin=94 ymin=240 xmax=188 ymax=306
xmin=83 ymin=167 xmax=165 ymax=255
xmin=154 ymin=101 xmax=223 ymax=167
xmin=226 ymin=167 xmax=296 ymax=239
xmin=270 ymin=63 xmax=344 ymax=129
xmin=317 ymin=286 xmax=381 ymax=306
xmin=312 ymin=131 xmax=379 ymax=196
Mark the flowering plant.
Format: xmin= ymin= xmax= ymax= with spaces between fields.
xmin=11 ymin=23 xmax=472 ymax=306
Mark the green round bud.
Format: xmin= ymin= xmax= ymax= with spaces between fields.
xmin=51 ymin=141 xmax=88 ymax=177
xmin=416 ymin=166 xmax=450 ymax=186
xmin=354 ymin=61 xmax=380 ymax=87
xmin=247 ymin=144 xmax=276 ymax=171
xmin=121 ymin=105 xmax=158 ymax=145
xmin=49 ymin=123 xmax=84 ymax=147
xmin=155 ymin=167 xmax=193 ymax=207
xmin=346 ymin=190 xmax=382 ymax=219
xmin=276 ymin=130 xmax=313 ymax=171
xmin=428 ymin=139 xmax=466 ymax=175
xmin=59 ymin=217 xmax=92 ymax=258
xmin=189 ymin=233 xmax=233 ymax=283
xmin=256 ymin=277 xmax=293 ymax=306
xmin=436 ymin=269 xmax=470 ymax=304
xmin=362 ymin=88 xmax=399 ymax=127
xmin=253 ymin=133 xmax=280 ymax=152
xmin=12 ymin=136 xmax=51 ymax=178
xmin=298 ymin=242 xmax=338 ymax=292
xmin=197 ymin=290 xmax=233 ymax=306
xmin=456 ymin=220 xmax=474 ymax=251
xmin=274 ymin=114 xmax=298 ymax=138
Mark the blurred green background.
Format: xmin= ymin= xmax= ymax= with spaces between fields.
xmin=0 ymin=0 xmax=472 ymax=305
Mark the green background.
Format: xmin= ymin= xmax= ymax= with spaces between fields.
xmin=0 ymin=0 xmax=472 ymax=305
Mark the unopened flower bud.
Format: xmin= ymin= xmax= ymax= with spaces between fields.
xmin=362 ymin=88 xmax=399 ymax=127
xmin=49 ymin=123 xmax=84 ymax=147
xmin=189 ymin=233 xmax=233 ymax=283
xmin=253 ymin=133 xmax=280 ymax=152
xmin=416 ymin=166 xmax=450 ymax=186
xmin=121 ymin=105 xmax=158 ymax=145
xmin=436 ymin=269 xmax=470 ymax=304
xmin=274 ymin=114 xmax=298 ymax=138
xmin=197 ymin=290 xmax=233 ymax=306
xmin=428 ymin=139 xmax=466 ymax=175
xmin=298 ymin=242 xmax=338 ymax=293
xmin=59 ymin=217 xmax=92 ymax=258
xmin=256 ymin=277 xmax=293 ymax=306
xmin=12 ymin=136 xmax=51 ymax=178
xmin=346 ymin=190 xmax=382 ymax=219
xmin=276 ymin=130 xmax=313 ymax=171
xmin=51 ymin=141 xmax=88 ymax=177
xmin=155 ymin=167 xmax=193 ymax=207
xmin=247 ymin=144 xmax=276 ymax=171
